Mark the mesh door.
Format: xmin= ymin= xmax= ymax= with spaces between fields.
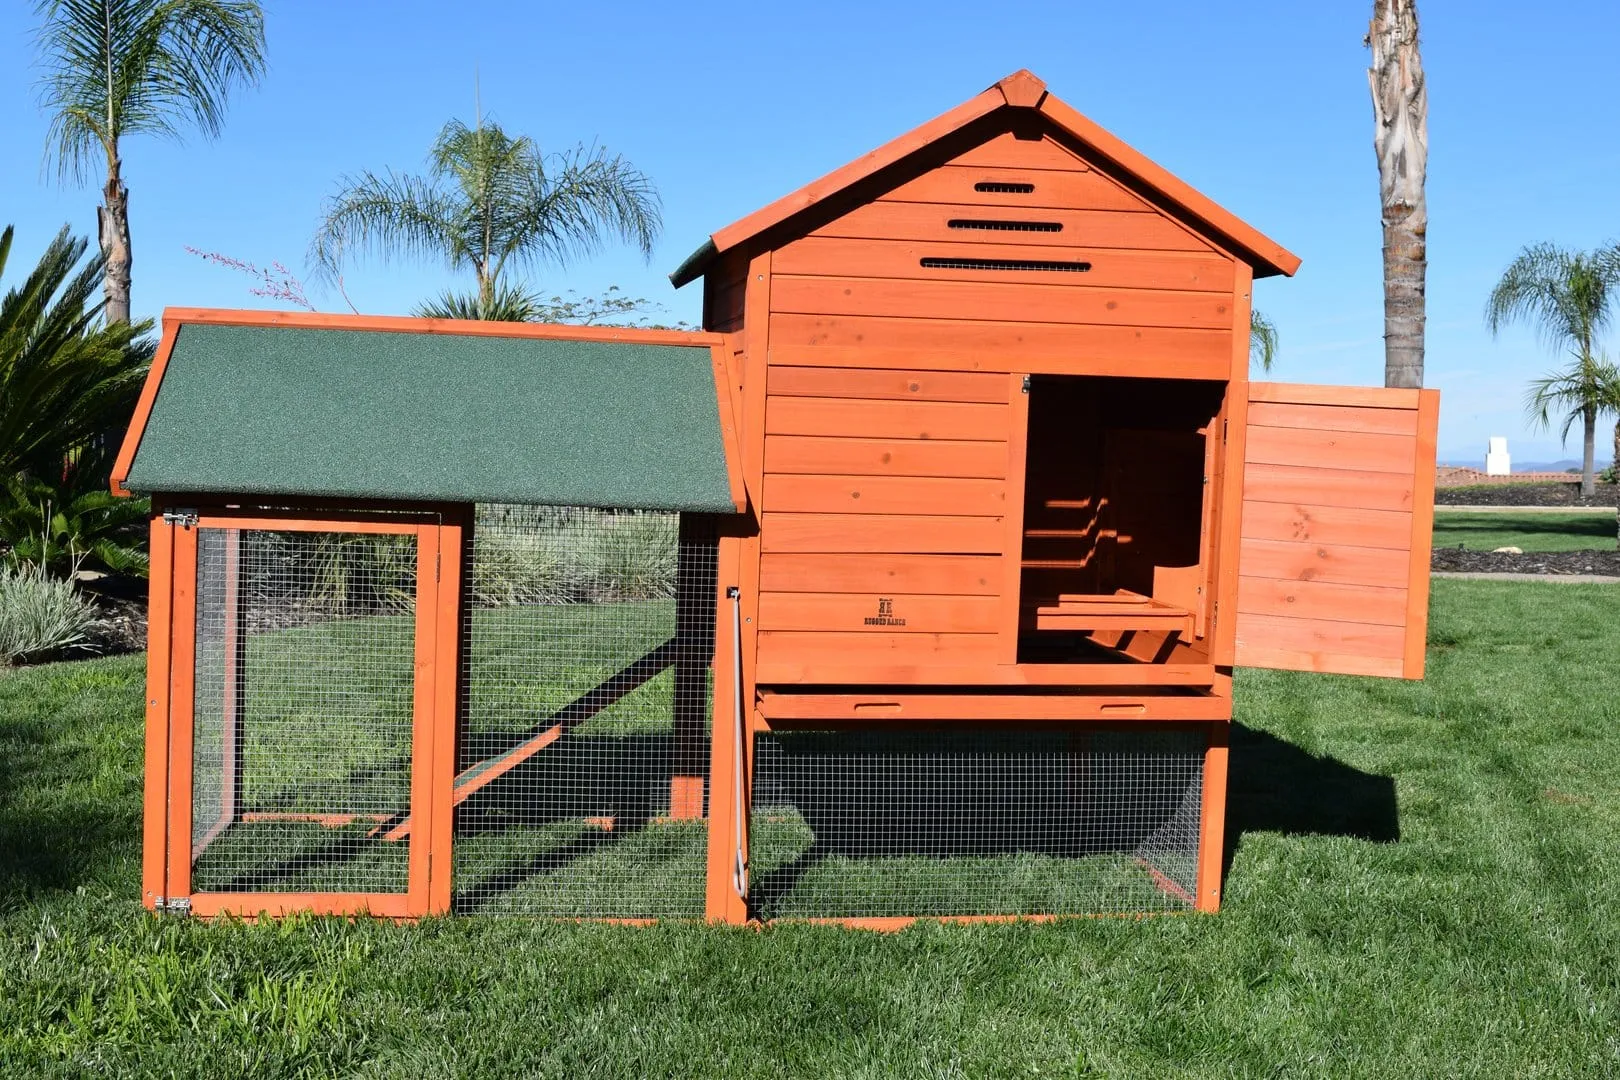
xmin=451 ymin=506 xmax=715 ymax=917
xmin=188 ymin=527 xmax=419 ymax=894
xmin=749 ymin=725 xmax=1206 ymax=919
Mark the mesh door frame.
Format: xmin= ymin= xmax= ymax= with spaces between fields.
xmin=148 ymin=504 xmax=467 ymax=918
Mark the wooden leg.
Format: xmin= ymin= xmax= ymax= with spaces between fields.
xmin=1195 ymin=720 xmax=1230 ymax=912
xmin=670 ymin=514 xmax=716 ymax=819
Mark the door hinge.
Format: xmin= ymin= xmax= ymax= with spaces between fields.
xmin=155 ymin=896 xmax=191 ymax=916
xmin=161 ymin=509 xmax=198 ymax=528
xmin=1021 ymin=375 xmax=1031 ymax=394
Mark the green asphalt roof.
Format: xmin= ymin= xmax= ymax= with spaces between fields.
xmin=122 ymin=323 xmax=738 ymax=512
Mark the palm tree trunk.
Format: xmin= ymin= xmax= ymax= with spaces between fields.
xmin=99 ymin=157 xmax=132 ymax=325
xmin=1368 ymin=0 xmax=1428 ymax=389
xmin=1582 ymin=405 xmax=1597 ymax=497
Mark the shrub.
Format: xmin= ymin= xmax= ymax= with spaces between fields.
xmin=0 ymin=471 xmax=149 ymax=578
xmin=580 ymin=513 xmax=676 ymax=601
xmin=0 ymin=563 xmax=95 ymax=663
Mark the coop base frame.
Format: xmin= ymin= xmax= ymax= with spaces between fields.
xmin=143 ymin=499 xmax=1233 ymax=924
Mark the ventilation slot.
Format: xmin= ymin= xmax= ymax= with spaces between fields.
xmin=921 ymin=257 xmax=1091 ymax=274
xmin=974 ymin=181 xmax=1035 ymax=194
xmin=947 ymin=219 xmax=1063 ymax=233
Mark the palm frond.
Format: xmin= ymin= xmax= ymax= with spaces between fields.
xmin=1249 ymin=309 xmax=1279 ymax=372
xmin=413 ymin=282 xmax=549 ymax=323
xmin=1486 ymin=242 xmax=1620 ymax=355
xmin=309 ymin=170 xmax=465 ymax=282
xmin=1524 ymin=352 xmax=1620 ymax=445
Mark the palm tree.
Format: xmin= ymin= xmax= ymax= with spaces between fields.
xmin=1367 ymin=0 xmax=1428 ymax=389
xmin=1250 ymin=310 xmax=1279 ymax=372
xmin=1487 ymin=242 xmax=1620 ymax=495
xmin=311 ymin=118 xmax=662 ymax=318
xmin=0 ymin=224 xmax=153 ymax=480
xmin=33 ymin=0 xmax=267 ymax=325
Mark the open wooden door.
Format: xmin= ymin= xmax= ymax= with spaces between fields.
xmin=1234 ymin=382 xmax=1440 ymax=679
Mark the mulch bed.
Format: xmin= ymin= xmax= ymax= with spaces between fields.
xmin=1436 ymin=482 xmax=1620 ymax=507
xmin=1431 ymin=548 xmax=1620 ymax=575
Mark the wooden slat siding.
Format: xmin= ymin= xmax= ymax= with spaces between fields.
xmin=760 ymin=553 xmax=1001 ymax=595
xmin=879 ymin=165 xmax=1152 ymax=212
xmin=1239 ymin=501 xmax=1414 ymax=550
xmin=767 ymin=364 xmax=1010 ymax=403
xmin=1237 ymin=613 xmax=1407 ymax=657
xmin=753 ymin=660 xmax=1218 ymax=687
xmin=761 ymin=513 xmax=1003 ymax=554
xmin=754 ymin=692 xmax=1219 ymax=722
xmin=771 ymin=276 xmax=1235 ymax=330
xmin=1244 ymin=426 xmax=1417 ymax=475
xmin=765 ymin=396 xmax=1007 ymax=441
xmin=773 ymin=237 xmax=1236 ymax=292
xmin=809 ymin=203 xmax=1215 ymax=252
xmin=769 ymin=316 xmax=1232 ymax=377
xmin=1247 ymin=400 xmax=1424 ymax=436
xmin=1237 ymin=538 xmax=1410 ymax=590
xmin=758 ymin=593 xmax=999 ymax=633
xmin=1403 ymin=390 xmax=1441 ymax=678
xmin=1249 ymin=381 xmax=1422 ymax=410
xmin=947 ymin=132 xmax=1094 ymax=171
xmin=1232 ymin=647 xmax=1403 ymax=680
xmin=765 ymin=473 xmax=1006 ymax=517
xmin=1236 ymin=576 xmax=1408 ymax=626
xmin=1240 ymin=463 xmax=1414 ymax=512
xmin=755 ymin=630 xmax=999 ymax=668
xmin=764 ymin=435 xmax=1007 ymax=478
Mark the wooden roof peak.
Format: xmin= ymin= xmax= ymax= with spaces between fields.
xmin=669 ymin=70 xmax=1300 ymax=287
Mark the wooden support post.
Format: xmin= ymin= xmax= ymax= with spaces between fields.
xmin=670 ymin=514 xmax=716 ymax=818
xmin=426 ymin=504 xmax=469 ymax=915
xmin=1195 ymin=719 xmax=1230 ymax=912
xmin=141 ymin=515 xmax=174 ymax=911
xmin=704 ymin=523 xmax=751 ymax=923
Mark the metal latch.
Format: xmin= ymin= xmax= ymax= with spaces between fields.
xmin=1021 ymin=375 xmax=1031 ymax=394
xmin=155 ymin=896 xmax=191 ymax=916
xmin=161 ymin=508 xmax=199 ymax=528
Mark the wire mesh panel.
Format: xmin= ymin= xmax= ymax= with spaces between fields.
xmin=188 ymin=527 xmax=419 ymax=894
xmin=451 ymin=506 xmax=716 ymax=917
xmin=748 ymin=725 xmax=1206 ymax=919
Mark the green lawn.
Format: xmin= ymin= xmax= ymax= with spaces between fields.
xmin=1432 ymin=509 xmax=1617 ymax=552
xmin=3 ymin=579 xmax=1619 ymax=1076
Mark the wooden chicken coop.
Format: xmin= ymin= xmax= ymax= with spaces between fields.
xmin=120 ymin=70 xmax=1437 ymax=926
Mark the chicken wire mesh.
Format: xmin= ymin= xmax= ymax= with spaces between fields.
xmin=451 ymin=506 xmax=716 ymax=917
xmin=189 ymin=526 xmax=419 ymax=894
xmin=748 ymin=725 xmax=1206 ymax=919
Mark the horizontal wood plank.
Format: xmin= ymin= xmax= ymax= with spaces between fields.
xmin=764 ymin=434 xmax=1008 ymax=478
xmin=880 ymin=165 xmax=1150 ymax=212
xmin=1240 ymin=501 xmax=1414 ymax=550
xmin=767 ymin=364 xmax=1010 ymax=403
xmin=1240 ymin=463 xmax=1415 ymax=512
xmin=812 ymin=202 xmax=1212 ymax=252
xmin=1248 ymin=400 xmax=1423 ymax=436
xmin=1245 ymin=426 xmax=1418 ymax=475
xmin=750 ymin=660 xmax=1219 ymax=687
xmin=1250 ymin=382 xmax=1423 ymax=410
xmin=758 ymin=592 xmax=999 ymax=633
xmin=771 ymin=274 xmax=1235 ymax=330
xmin=1235 ymin=613 xmax=1406 ymax=663
xmin=947 ymin=133 xmax=1093 ymax=171
xmin=765 ymin=395 xmax=1008 ymax=441
xmin=1236 ymin=538 xmax=1411 ymax=590
xmin=1232 ymin=645 xmax=1404 ymax=679
xmin=768 ymin=315 xmax=1232 ymax=376
xmin=755 ymin=630 xmax=999 ymax=670
xmin=761 ymin=512 xmax=1004 ymax=554
xmin=765 ymin=473 xmax=1008 ymax=516
xmin=772 ymin=236 xmax=1235 ymax=292
xmin=1236 ymin=576 xmax=1408 ymax=626
xmin=755 ymin=691 xmax=1219 ymax=721
xmin=759 ymin=552 xmax=1003 ymax=594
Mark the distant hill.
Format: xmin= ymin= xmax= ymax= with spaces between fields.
xmin=1438 ymin=455 xmax=1610 ymax=472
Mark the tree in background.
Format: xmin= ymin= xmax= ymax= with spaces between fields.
xmin=33 ymin=0 xmax=267 ymax=324
xmin=1487 ymin=242 xmax=1620 ymax=495
xmin=1250 ymin=310 xmax=1279 ymax=371
xmin=1367 ymin=0 xmax=1428 ymax=389
xmin=311 ymin=118 xmax=661 ymax=321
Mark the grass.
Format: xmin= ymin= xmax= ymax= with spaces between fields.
xmin=2 ymin=579 xmax=1619 ymax=1075
xmin=1432 ymin=509 xmax=1616 ymax=552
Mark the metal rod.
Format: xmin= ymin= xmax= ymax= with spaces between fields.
xmin=729 ymin=585 xmax=747 ymax=899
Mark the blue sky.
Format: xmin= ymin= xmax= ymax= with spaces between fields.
xmin=4 ymin=1 xmax=1618 ymax=464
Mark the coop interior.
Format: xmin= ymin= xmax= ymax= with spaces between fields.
xmin=1017 ymin=375 xmax=1225 ymax=668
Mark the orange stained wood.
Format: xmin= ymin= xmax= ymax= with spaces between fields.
xmin=1245 ymin=425 xmax=1418 ymax=475
xmin=806 ymin=203 xmax=1215 ymax=253
xmin=771 ymin=236 xmax=1237 ymax=293
xmin=426 ymin=506 xmax=467 ymax=913
xmin=1236 ymin=576 xmax=1407 ymax=626
xmin=752 ymin=659 xmax=1219 ymax=687
xmin=1239 ymin=502 xmax=1414 ymax=550
xmin=757 ymin=592 xmax=1000 ymax=634
xmin=1403 ymin=390 xmax=1441 ymax=678
xmin=141 ymin=516 xmax=174 ymax=909
xmin=112 ymin=316 xmax=181 ymax=496
xmin=767 ymin=363 xmax=1011 ymax=403
xmin=708 ymin=350 xmax=748 ymax=512
xmin=765 ymin=396 xmax=1008 ymax=441
xmin=878 ymin=164 xmax=1153 ymax=212
xmin=155 ymin=306 xmax=724 ymax=347
xmin=755 ymin=630 xmax=1000 ymax=669
xmin=760 ymin=513 xmax=1003 ymax=554
xmin=1208 ymin=265 xmax=1253 ymax=668
xmin=759 ymin=552 xmax=1002 ymax=595
xmin=998 ymin=373 xmax=1031 ymax=663
xmin=764 ymin=435 xmax=1008 ymax=479
xmin=705 ymin=522 xmax=750 ymax=924
xmin=163 ymin=524 xmax=199 ymax=898
xmin=1240 ymin=463 xmax=1415 ymax=512
xmin=764 ymin=474 xmax=1007 ymax=516
xmin=1195 ymin=722 xmax=1229 ymax=912
xmin=767 ymin=316 xmax=1233 ymax=378
xmin=754 ymin=690 xmax=1221 ymax=722
xmin=946 ymin=131 xmax=1093 ymax=172
xmin=770 ymin=275 xmax=1236 ymax=330
xmin=1237 ymin=537 xmax=1411 ymax=590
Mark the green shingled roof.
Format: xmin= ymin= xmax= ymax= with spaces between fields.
xmin=122 ymin=323 xmax=738 ymax=513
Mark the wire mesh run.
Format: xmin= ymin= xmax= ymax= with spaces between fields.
xmin=748 ymin=725 xmax=1206 ymax=919
xmin=451 ymin=506 xmax=716 ymax=917
xmin=189 ymin=527 xmax=418 ymax=894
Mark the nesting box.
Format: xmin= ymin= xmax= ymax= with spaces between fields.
xmin=118 ymin=70 xmax=1437 ymax=925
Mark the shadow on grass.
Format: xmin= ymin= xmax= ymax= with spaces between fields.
xmin=1435 ymin=517 xmax=1616 ymax=540
xmin=1224 ymin=721 xmax=1399 ymax=875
